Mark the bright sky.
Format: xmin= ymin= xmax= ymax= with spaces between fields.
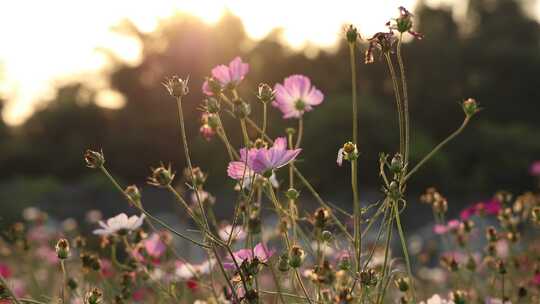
xmin=0 ymin=0 xmax=536 ymax=125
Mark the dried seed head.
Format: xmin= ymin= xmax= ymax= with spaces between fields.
xmin=84 ymin=287 xmax=103 ymax=304
xmin=163 ymin=75 xmax=189 ymax=98
xmin=84 ymin=149 xmax=105 ymax=169
xmin=147 ymin=164 xmax=175 ymax=188
xmin=289 ymin=245 xmax=305 ymax=268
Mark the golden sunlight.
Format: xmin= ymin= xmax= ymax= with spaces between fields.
xmin=0 ymin=0 xmax=481 ymax=125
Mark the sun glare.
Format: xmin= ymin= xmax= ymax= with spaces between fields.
xmin=0 ymin=0 xmax=443 ymax=125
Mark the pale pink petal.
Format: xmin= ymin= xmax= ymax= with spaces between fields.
xmin=304 ymin=88 xmax=324 ymax=106
xmin=272 ymin=137 xmax=288 ymax=150
xmin=336 ymin=148 xmax=344 ymax=166
xmin=202 ymin=80 xmax=213 ymax=96
xmin=227 ymin=161 xmax=250 ymax=180
xmin=275 ymin=149 xmax=301 ymax=168
xmin=211 ymin=65 xmax=231 ymax=85
xmin=228 ymin=57 xmax=249 ymax=83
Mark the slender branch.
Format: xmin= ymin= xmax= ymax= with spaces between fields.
xmin=384 ymin=53 xmax=405 ymax=156
xmin=404 ymin=117 xmax=470 ymax=182
xmin=294 ymin=117 xmax=303 ymax=149
xmin=393 ymin=201 xmax=416 ymax=302
xmin=397 ymin=34 xmax=411 ymax=165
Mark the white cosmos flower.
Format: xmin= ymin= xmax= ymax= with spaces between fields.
xmin=92 ymin=213 xmax=145 ymax=236
xmin=420 ymin=294 xmax=455 ymax=304
xmin=218 ymin=224 xmax=246 ymax=241
xmin=175 ymin=259 xmax=215 ymax=280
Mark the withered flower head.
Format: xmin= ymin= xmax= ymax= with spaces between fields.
xmin=147 ymin=164 xmax=175 ymax=188
xmin=163 ymin=75 xmax=189 ymax=98
xmin=84 ymin=149 xmax=105 ymax=169
xmin=365 ymin=31 xmax=396 ymax=64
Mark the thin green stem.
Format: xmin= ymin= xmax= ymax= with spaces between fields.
xmin=216 ymin=114 xmax=235 ymax=161
xmin=384 ymin=53 xmax=405 ymax=156
xmin=240 ymin=119 xmax=250 ymax=146
xmin=175 ymin=97 xmax=211 ymax=232
xmin=397 ymin=34 xmax=410 ymax=165
xmin=349 ymin=42 xmax=359 ymax=146
xmin=351 ymin=159 xmax=361 ymax=274
xmin=404 ymin=117 xmax=470 ymax=182
xmin=393 ymin=201 xmax=416 ymax=302
xmin=99 ymin=166 xmax=210 ymax=248
xmin=294 ymin=117 xmax=303 ymax=149
xmin=262 ymin=102 xmax=268 ymax=138
xmin=60 ymin=259 xmax=67 ymax=303
xmin=376 ymin=200 xmax=393 ymax=304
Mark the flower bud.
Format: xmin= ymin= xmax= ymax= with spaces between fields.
xmin=486 ymin=226 xmax=498 ymax=243
xmin=205 ymin=97 xmax=221 ymax=113
xmin=390 ymin=153 xmax=404 ymax=174
xmin=278 ymin=253 xmax=290 ymax=272
xmin=84 ymin=287 xmax=103 ymax=304
xmin=285 ymin=127 xmax=296 ymax=136
xmin=462 ymin=98 xmax=479 ymax=117
xmin=395 ymin=277 xmax=410 ymax=292
xmin=163 ymin=75 xmax=189 ymax=98
xmin=55 ymin=238 xmax=70 ymax=260
xmin=67 ymin=278 xmax=78 ymax=290
xmin=257 ymin=83 xmax=275 ymax=103
xmin=465 ymin=256 xmax=477 ymax=272
xmin=346 ymin=25 xmax=359 ymax=44
xmin=496 ymin=259 xmax=507 ymax=274
xmin=313 ymin=207 xmax=331 ymax=229
xmin=233 ymin=99 xmax=251 ymax=119
xmin=289 ymin=245 xmax=305 ymax=268
xmin=200 ymin=124 xmax=215 ymax=141
xmin=321 ymin=230 xmax=333 ymax=242
xmin=450 ymin=290 xmax=467 ymax=304
xmin=360 ymin=268 xmax=378 ymax=287
xmin=285 ymin=188 xmax=299 ymax=200
xmin=338 ymin=255 xmax=351 ymax=271
xmin=206 ymin=77 xmax=222 ymax=95
xmin=124 ymin=185 xmax=141 ymax=206
xmin=147 ymin=165 xmax=175 ymax=188
xmin=184 ymin=167 xmax=207 ymax=188
xmin=84 ymin=149 xmax=105 ymax=169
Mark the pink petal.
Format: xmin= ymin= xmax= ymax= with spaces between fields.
xmin=305 ymin=88 xmax=324 ymax=106
xmin=227 ymin=161 xmax=251 ymax=180
xmin=202 ymin=80 xmax=213 ymax=96
xmin=211 ymin=65 xmax=231 ymax=85
xmin=273 ymin=137 xmax=288 ymax=150
xmin=228 ymin=57 xmax=249 ymax=82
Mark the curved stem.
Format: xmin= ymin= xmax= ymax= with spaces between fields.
xmin=397 ymin=34 xmax=411 ymax=166
xmin=240 ymin=119 xmax=250 ymax=146
xmin=404 ymin=117 xmax=470 ymax=182
xmin=294 ymin=117 xmax=303 ymax=149
xmin=175 ymin=97 xmax=211 ymax=232
xmin=262 ymin=103 xmax=268 ymax=138
xmin=99 ymin=166 xmax=210 ymax=248
xmin=216 ymin=114 xmax=235 ymax=161
xmin=393 ymin=201 xmax=416 ymax=302
xmin=384 ymin=53 xmax=405 ymax=156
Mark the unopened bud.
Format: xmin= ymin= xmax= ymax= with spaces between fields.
xmin=462 ymin=98 xmax=479 ymax=117
xmin=205 ymin=97 xmax=220 ymax=113
xmin=346 ymin=25 xmax=359 ymax=43
xmin=84 ymin=149 xmax=105 ymax=169
xmin=286 ymin=188 xmax=299 ymax=200
xmin=395 ymin=277 xmax=410 ymax=292
xmin=124 ymin=185 xmax=141 ymax=206
xmin=450 ymin=290 xmax=467 ymax=304
xmin=278 ymin=253 xmax=290 ymax=272
xmin=233 ymin=99 xmax=251 ymax=119
xmin=360 ymin=268 xmax=378 ymax=286
xmin=313 ymin=207 xmax=331 ymax=229
xmin=486 ymin=226 xmax=498 ymax=242
xmin=257 ymin=83 xmax=275 ymax=103
xmin=289 ymin=245 xmax=305 ymax=268
xmin=390 ymin=153 xmax=404 ymax=174
xmin=84 ymin=287 xmax=103 ymax=304
xmin=496 ymin=259 xmax=507 ymax=274
xmin=55 ymin=238 xmax=70 ymax=260
xmin=321 ymin=230 xmax=333 ymax=242
xmin=206 ymin=77 xmax=222 ymax=95
xmin=147 ymin=165 xmax=175 ymax=188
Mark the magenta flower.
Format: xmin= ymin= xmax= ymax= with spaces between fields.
xmin=0 ymin=263 xmax=11 ymax=278
xmin=227 ymin=137 xmax=301 ymax=178
xmin=460 ymin=199 xmax=501 ymax=220
xmin=223 ymin=243 xmax=273 ymax=269
xmin=272 ymin=75 xmax=324 ymax=119
xmin=144 ymin=233 xmax=167 ymax=259
xmin=530 ymin=161 xmax=540 ymax=176
xmin=202 ymin=57 xmax=249 ymax=95
xmin=433 ymin=219 xmax=460 ymax=235
xmin=251 ymin=137 xmax=301 ymax=174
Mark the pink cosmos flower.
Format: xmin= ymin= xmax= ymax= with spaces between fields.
xmin=144 ymin=233 xmax=167 ymax=259
xmin=460 ymin=199 xmax=501 ymax=220
xmin=218 ymin=224 xmax=247 ymax=242
xmin=223 ymin=243 xmax=273 ymax=269
xmin=434 ymin=219 xmax=460 ymax=235
xmin=0 ymin=263 xmax=11 ymax=278
xmin=251 ymin=137 xmax=301 ymax=174
xmin=202 ymin=57 xmax=249 ymax=95
xmin=272 ymin=74 xmax=324 ymax=119
xmin=530 ymin=161 xmax=540 ymax=176
xmin=227 ymin=137 xmax=301 ymax=177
